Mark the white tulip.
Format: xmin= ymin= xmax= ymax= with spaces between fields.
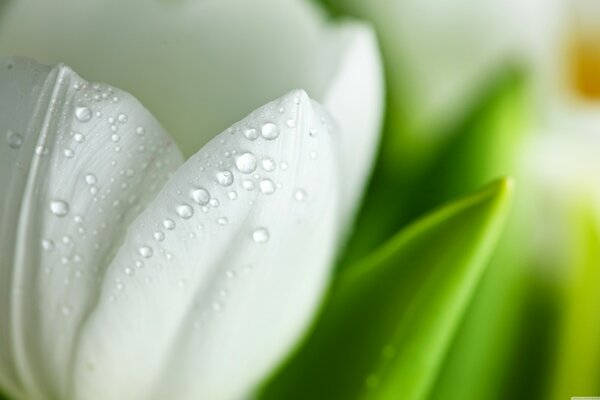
xmin=0 ymin=1 xmax=383 ymax=399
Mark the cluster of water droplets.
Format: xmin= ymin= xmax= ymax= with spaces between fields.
xmin=113 ymin=90 xmax=329 ymax=323
xmin=20 ymin=69 xmax=182 ymax=318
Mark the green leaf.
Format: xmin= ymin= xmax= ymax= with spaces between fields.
xmin=337 ymin=68 xmax=527 ymax=269
xmin=259 ymin=177 xmax=514 ymax=400
xmin=548 ymin=202 xmax=600 ymax=399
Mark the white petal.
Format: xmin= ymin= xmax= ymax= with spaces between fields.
xmin=0 ymin=57 xmax=183 ymax=399
xmin=0 ymin=0 xmax=346 ymax=156
xmin=72 ymin=90 xmax=340 ymax=400
xmin=0 ymin=57 xmax=53 ymax=400
xmin=322 ymin=23 xmax=384 ymax=219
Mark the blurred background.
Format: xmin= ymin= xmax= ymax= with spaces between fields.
xmin=317 ymin=0 xmax=600 ymax=398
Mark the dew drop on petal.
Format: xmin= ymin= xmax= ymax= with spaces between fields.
xmin=41 ymin=239 xmax=55 ymax=252
xmin=261 ymin=158 xmax=276 ymax=172
xmin=75 ymin=106 xmax=92 ymax=122
xmin=243 ymin=128 xmax=258 ymax=141
xmin=176 ymin=204 xmax=194 ymax=219
xmin=191 ymin=188 xmax=210 ymax=205
xmin=259 ymin=179 xmax=276 ymax=195
xmin=49 ymin=200 xmax=69 ymax=217
xmin=294 ymin=189 xmax=307 ymax=201
xmin=85 ymin=173 xmax=97 ymax=185
xmin=139 ymin=246 xmax=153 ymax=258
xmin=217 ymin=217 xmax=228 ymax=226
xmin=163 ymin=219 xmax=176 ymax=230
xmin=242 ymin=180 xmax=255 ymax=191
xmin=261 ymin=122 xmax=279 ymax=140
xmin=63 ymin=148 xmax=74 ymax=158
xmin=216 ymin=170 xmax=234 ymax=186
xmin=252 ymin=227 xmax=270 ymax=243
xmin=153 ymin=231 xmax=165 ymax=241
xmin=6 ymin=130 xmax=23 ymax=149
xmin=235 ymin=152 xmax=257 ymax=174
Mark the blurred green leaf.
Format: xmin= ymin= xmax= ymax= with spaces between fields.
xmin=338 ymin=69 xmax=527 ymax=269
xmin=259 ymin=177 xmax=513 ymax=400
xmin=548 ymin=202 xmax=600 ymax=399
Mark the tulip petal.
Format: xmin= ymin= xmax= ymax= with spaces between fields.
xmin=0 ymin=57 xmax=184 ymax=399
xmin=0 ymin=0 xmax=347 ymax=156
xmin=67 ymin=89 xmax=340 ymax=400
xmin=322 ymin=23 xmax=384 ymax=219
xmin=0 ymin=57 xmax=53 ymax=400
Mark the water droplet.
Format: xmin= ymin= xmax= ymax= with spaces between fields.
xmin=74 ymin=133 xmax=86 ymax=143
xmin=35 ymin=145 xmax=47 ymax=156
xmin=124 ymin=267 xmax=135 ymax=276
xmin=111 ymin=134 xmax=120 ymax=142
xmin=309 ymin=128 xmax=318 ymax=137
xmin=163 ymin=219 xmax=176 ymax=230
xmin=261 ymin=158 xmax=276 ymax=172
xmin=286 ymin=119 xmax=296 ymax=128
xmin=41 ymin=239 xmax=55 ymax=252
xmin=217 ymin=217 xmax=228 ymax=226
xmin=280 ymin=162 xmax=289 ymax=170
xmin=153 ymin=231 xmax=165 ymax=241
xmin=49 ymin=200 xmax=69 ymax=217
xmin=6 ymin=130 xmax=23 ymax=149
xmin=216 ymin=170 xmax=234 ymax=186
xmin=259 ymin=179 xmax=275 ymax=195
xmin=243 ymin=128 xmax=258 ymax=140
xmin=117 ymin=113 xmax=128 ymax=123
xmin=294 ymin=189 xmax=307 ymax=201
xmin=228 ymin=191 xmax=238 ymax=200
xmin=310 ymin=151 xmax=318 ymax=159
xmin=242 ymin=180 xmax=255 ymax=191
xmin=85 ymin=173 xmax=97 ymax=185
xmin=261 ymin=122 xmax=279 ymax=140
xmin=252 ymin=227 xmax=270 ymax=243
xmin=63 ymin=148 xmax=74 ymax=158
xmin=136 ymin=126 xmax=145 ymax=136
xmin=75 ymin=106 xmax=92 ymax=122
xmin=176 ymin=204 xmax=194 ymax=219
xmin=235 ymin=152 xmax=257 ymax=174
xmin=139 ymin=246 xmax=153 ymax=258
xmin=209 ymin=198 xmax=220 ymax=208
xmin=191 ymin=188 xmax=210 ymax=205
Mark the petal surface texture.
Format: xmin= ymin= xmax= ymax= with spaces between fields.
xmin=1 ymin=57 xmax=347 ymax=400
xmin=0 ymin=57 xmax=184 ymax=400
xmin=72 ymin=89 xmax=340 ymax=400
xmin=0 ymin=0 xmax=381 ymax=161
